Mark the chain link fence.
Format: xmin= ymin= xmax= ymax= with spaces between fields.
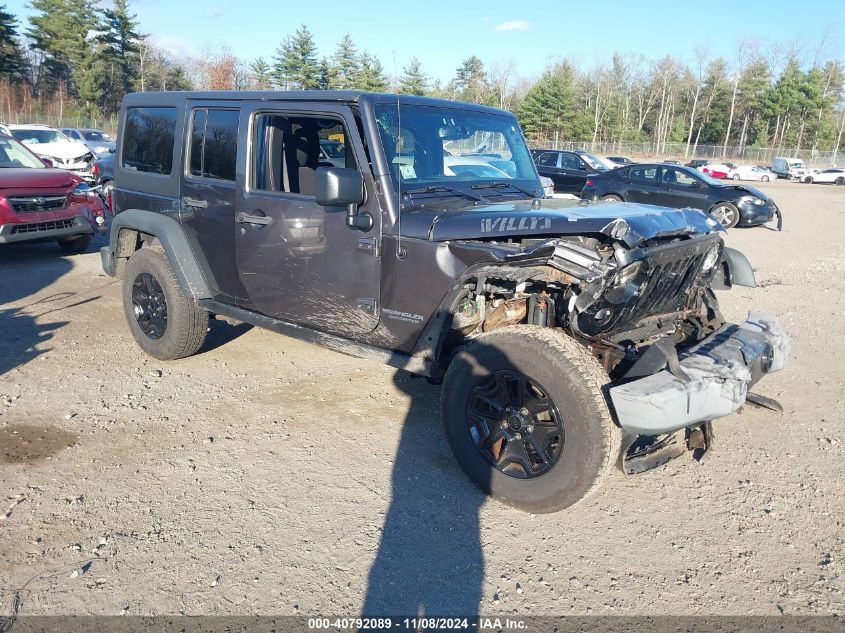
xmin=526 ymin=139 xmax=843 ymax=168
xmin=1 ymin=111 xmax=119 ymax=135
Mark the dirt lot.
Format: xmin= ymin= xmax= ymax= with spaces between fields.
xmin=0 ymin=179 xmax=842 ymax=617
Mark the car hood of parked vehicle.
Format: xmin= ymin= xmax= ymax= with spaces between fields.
xmin=400 ymin=197 xmax=724 ymax=248
xmin=0 ymin=168 xmax=80 ymax=192
xmin=716 ymin=182 xmax=772 ymax=201
xmin=22 ymin=140 xmax=90 ymax=160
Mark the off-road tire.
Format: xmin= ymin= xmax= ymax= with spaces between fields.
xmin=600 ymin=194 xmax=623 ymax=202
xmin=122 ymin=247 xmax=208 ymax=360
xmin=441 ymin=325 xmax=621 ymax=513
xmin=58 ymin=234 xmax=91 ymax=253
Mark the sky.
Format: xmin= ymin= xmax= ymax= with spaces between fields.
xmin=6 ymin=0 xmax=845 ymax=82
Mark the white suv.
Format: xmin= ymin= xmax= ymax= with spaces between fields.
xmin=7 ymin=124 xmax=94 ymax=178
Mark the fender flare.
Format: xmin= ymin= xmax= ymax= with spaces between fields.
xmin=713 ymin=246 xmax=756 ymax=289
xmin=106 ymin=209 xmax=213 ymax=299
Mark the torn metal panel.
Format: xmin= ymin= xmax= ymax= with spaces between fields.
xmin=609 ymin=312 xmax=789 ymax=436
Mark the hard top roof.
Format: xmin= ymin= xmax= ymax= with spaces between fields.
xmin=122 ymin=90 xmax=513 ymax=116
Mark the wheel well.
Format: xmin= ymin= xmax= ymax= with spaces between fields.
xmin=113 ymin=229 xmax=161 ymax=275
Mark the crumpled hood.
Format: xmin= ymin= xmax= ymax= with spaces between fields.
xmin=723 ymin=183 xmax=770 ymax=200
xmin=20 ymin=140 xmax=90 ymax=160
xmin=399 ymin=198 xmax=724 ymax=248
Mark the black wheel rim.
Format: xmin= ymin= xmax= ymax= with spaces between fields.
xmin=466 ymin=370 xmax=564 ymax=479
xmin=132 ymin=273 xmax=167 ymax=339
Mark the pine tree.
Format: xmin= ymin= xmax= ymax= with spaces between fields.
xmin=353 ymin=52 xmax=387 ymax=92
xmin=27 ymin=0 xmax=97 ymax=94
xmin=0 ymin=4 xmax=24 ymax=80
xmin=318 ymin=56 xmax=336 ymax=90
xmin=454 ymin=55 xmax=489 ymax=104
xmin=330 ymin=34 xmax=358 ymax=89
xmin=249 ymin=57 xmax=272 ymax=89
xmin=273 ymin=25 xmax=319 ymax=89
xmin=519 ymin=62 xmax=583 ymax=140
xmin=399 ymin=58 xmax=428 ymax=95
xmin=98 ymin=0 xmax=140 ymax=113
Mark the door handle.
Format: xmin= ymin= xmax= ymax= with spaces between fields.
xmin=235 ymin=212 xmax=272 ymax=226
xmin=182 ymin=196 xmax=208 ymax=208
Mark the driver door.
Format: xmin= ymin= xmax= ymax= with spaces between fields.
xmin=234 ymin=102 xmax=381 ymax=336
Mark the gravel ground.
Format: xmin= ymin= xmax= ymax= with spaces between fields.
xmin=0 ymin=179 xmax=842 ymax=617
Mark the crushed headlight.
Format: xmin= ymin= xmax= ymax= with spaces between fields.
xmin=701 ymin=242 xmax=721 ymax=272
xmin=610 ymin=261 xmax=642 ymax=288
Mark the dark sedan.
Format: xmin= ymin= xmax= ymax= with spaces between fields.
xmin=581 ymin=163 xmax=781 ymax=229
xmin=530 ymin=149 xmax=610 ymax=194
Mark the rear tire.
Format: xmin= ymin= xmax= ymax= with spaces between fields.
xmin=600 ymin=194 xmax=623 ymax=202
xmin=441 ymin=325 xmax=620 ymax=513
xmin=761 ymin=175 xmax=770 ymax=182
xmin=58 ymin=234 xmax=91 ymax=253
xmin=732 ymin=173 xmax=740 ymax=180
xmin=835 ymin=177 xmax=844 ymax=185
xmin=122 ymin=248 xmax=208 ymax=360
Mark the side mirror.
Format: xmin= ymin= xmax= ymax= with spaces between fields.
xmin=315 ymin=167 xmax=371 ymax=231
xmin=41 ymin=157 xmax=55 ymax=168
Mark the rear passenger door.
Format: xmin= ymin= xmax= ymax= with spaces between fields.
xmin=623 ymin=165 xmax=660 ymax=204
xmin=179 ymin=101 xmax=246 ymax=301
xmin=233 ymin=102 xmax=381 ymax=336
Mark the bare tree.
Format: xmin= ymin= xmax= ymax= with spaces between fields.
xmin=684 ymin=44 xmax=709 ymax=157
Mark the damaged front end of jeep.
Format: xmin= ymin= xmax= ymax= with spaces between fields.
xmin=438 ymin=215 xmax=789 ymax=474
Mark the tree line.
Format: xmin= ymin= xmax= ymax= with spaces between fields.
xmin=1 ymin=1 xmax=844 ymax=157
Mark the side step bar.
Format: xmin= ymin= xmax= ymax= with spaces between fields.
xmin=197 ymin=299 xmax=433 ymax=377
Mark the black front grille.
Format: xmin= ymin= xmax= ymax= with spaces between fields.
xmin=11 ymin=219 xmax=76 ymax=234
xmin=625 ymin=252 xmax=706 ymax=324
xmin=8 ymin=195 xmax=68 ymax=214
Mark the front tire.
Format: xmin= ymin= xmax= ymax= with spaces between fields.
xmin=122 ymin=248 xmax=208 ymax=360
xmin=58 ymin=234 xmax=91 ymax=253
xmin=442 ymin=326 xmax=620 ymax=513
xmin=761 ymin=175 xmax=770 ymax=182
xmin=732 ymin=173 xmax=740 ymax=180
xmin=600 ymin=194 xmax=623 ymax=202
xmin=710 ymin=202 xmax=740 ymax=229
xmin=803 ymin=176 xmax=814 ymax=184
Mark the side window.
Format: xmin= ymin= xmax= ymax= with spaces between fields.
xmin=536 ymin=152 xmax=559 ymax=168
xmin=122 ymin=107 xmax=177 ymax=175
xmin=252 ymin=113 xmax=356 ymax=196
xmin=664 ymin=167 xmax=697 ymax=187
xmin=188 ymin=108 xmax=238 ymax=181
xmin=627 ymin=166 xmax=658 ymax=183
xmin=559 ymin=153 xmax=581 ymax=170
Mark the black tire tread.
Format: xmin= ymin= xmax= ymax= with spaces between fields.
xmin=443 ymin=325 xmax=621 ymax=512
xmin=123 ymin=248 xmax=208 ymax=360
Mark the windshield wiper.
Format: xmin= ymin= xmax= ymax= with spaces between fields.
xmin=403 ymin=185 xmax=481 ymax=201
xmin=470 ymin=181 xmax=539 ymax=198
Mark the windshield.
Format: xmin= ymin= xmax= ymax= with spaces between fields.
xmin=374 ymin=103 xmax=538 ymax=199
xmin=0 ymin=136 xmax=46 ymax=169
xmin=579 ymin=152 xmax=609 ymax=171
xmin=11 ymin=128 xmax=70 ymax=145
xmin=82 ymin=130 xmax=113 ymax=142
xmin=697 ymin=170 xmax=723 ymax=186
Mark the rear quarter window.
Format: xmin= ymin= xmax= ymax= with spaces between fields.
xmin=122 ymin=107 xmax=177 ymax=175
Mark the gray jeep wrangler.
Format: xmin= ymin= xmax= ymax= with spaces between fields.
xmin=101 ymin=91 xmax=789 ymax=513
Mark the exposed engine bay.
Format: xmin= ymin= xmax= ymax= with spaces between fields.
xmin=449 ymin=232 xmax=726 ymax=380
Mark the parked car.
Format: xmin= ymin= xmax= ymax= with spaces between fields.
xmin=581 ymin=162 xmax=780 ymax=229
xmin=686 ymin=159 xmax=709 ymax=169
xmin=7 ymin=124 xmax=94 ymax=180
xmin=701 ymin=163 xmax=735 ymax=179
xmin=729 ymin=165 xmax=777 ymax=182
xmin=0 ymin=123 xmax=9 ymax=135
xmin=772 ymin=156 xmax=807 ymax=180
xmin=60 ymin=127 xmax=116 ymax=157
xmin=802 ymin=168 xmax=845 ymax=185
xmin=100 ymin=90 xmax=789 ymax=513
xmin=662 ymin=159 xmax=681 ymax=165
xmin=606 ymin=156 xmax=635 ymax=166
xmin=318 ymin=139 xmax=345 ymax=168
xmin=0 ymin=133 xmax=107 ymax=252
xmin=91 ymin=151 xmax=116 ymax=212
xmin=530 ymin=149 xmax=610 ymax=193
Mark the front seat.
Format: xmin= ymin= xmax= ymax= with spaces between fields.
xmin=285 ymin=120 xmax=320 ymax=196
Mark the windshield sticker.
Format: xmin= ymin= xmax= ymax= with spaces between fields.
xmin=481 ymin=216 xmax=552 ymax=233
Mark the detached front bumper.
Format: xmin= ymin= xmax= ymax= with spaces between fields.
xmin=609 ymin=312 xmax=789 ymax=436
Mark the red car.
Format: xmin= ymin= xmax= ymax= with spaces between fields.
xmin=0 ymin=133 xmax=107 ymax=252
